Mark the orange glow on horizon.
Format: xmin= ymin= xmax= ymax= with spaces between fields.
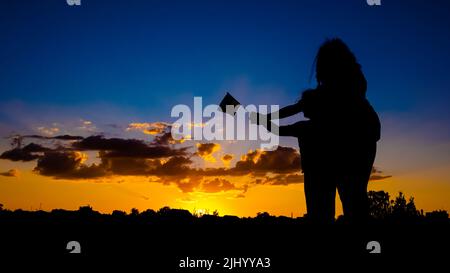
xmin=1 ymin=164 xmax=449 ymax=218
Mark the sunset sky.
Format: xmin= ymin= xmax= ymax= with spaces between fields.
xmin=1 ymin=0 xmax=449 ymax=217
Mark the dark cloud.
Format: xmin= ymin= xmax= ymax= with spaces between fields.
xmin=0 ymin=143 xmax=51 ymax=161
xmin=102 ymin=157 xmax=154 ymax=176
xmin=175 ymin=146 xmax=303 ymax=177
xmin=223 ymin=146 xmax=301 ymax=176
xmin=155 ymin=176 xmax=242 ymax=194
xmin=73 ymin=135 xmax=147 ymax=151
xmin=0 ymin=134 xmax=83 ymax=162
xmin=22 ymin=143 xmax=52 ymax=152
xmin=153 ymin=156 xmax=193 ymax=174
xmin=52 ymin=135 xmax=84 ymax=140
xmin=222 ymin=154 xmax=233 ymax=162
xmin=201 ymin=178 xmax=237 ymax=193
xmin=0 ymin=149 xmax=39 ymax=161
xmin=173 ymin=178 xmax=201 ymax=193
xmin=221 ymin=154 xmax=234 ymax=167
xmin=34 ymin=151 xmax=106 ymax=179
xmin=196 ymin=143 xmax=220 ymax=157
xmin=34 ymin=150 xmax=194 ymax=179
xmin=151 ymin=131 xmax=184 ymax=145
xmin=73 ymin=135 xmax=188 ymax=158
xmin=369 ymin=174 xmax=392 ymax=181
xmin=25 ymin=134 xmax=84 ymax=140
xmin=196 ymin=143 xmax=220 ymax=162
xmin=369 ymin=167 xmax=392 ymax=181
xmin=1 ymin=128 xmax=389 ymax=193
xmin=262 ymin=174 xmax=304 ymax=185
xmin=102 ymin=154 xmax=193 ymax=177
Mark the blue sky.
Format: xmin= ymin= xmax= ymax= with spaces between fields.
xmin=1 ymin=0 xmax=450 ymax=120
xmin=1 ymin=0 xmax=450 ymax=150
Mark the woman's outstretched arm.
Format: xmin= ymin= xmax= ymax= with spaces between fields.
xmin=276 ymin=100 xmax=304 ymax=119
xmin=254 ymin=100 xmax=303 ymax=125
xmin=252 ymin=89 xmax=314 ymax=125
xmin=258 ymin=89 xmax=316 ymax=123
xmin=260 ymin=120 xmax=307 ymax=137
xmin=262 ymin=100 xmax=303 ymax=121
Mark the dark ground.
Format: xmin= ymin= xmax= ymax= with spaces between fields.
xmin=0 ymin=208 xmax=449 ymax=271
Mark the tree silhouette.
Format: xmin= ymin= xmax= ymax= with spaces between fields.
xmin=368 ymin=191 xmax=420 ymax=220
xmin=425 ymin=210 xmax=449 ymax=222
xmin=368 ymin=190 xmax=391 ymax=219
xmin=112 ymin=210 xmax=127 ymax=217
xmin=130 ymin=208 xmax=139 ymax=216
xmin=391 ymin=192 xmax=419 ymax=219
xmin=0 ymin=191 xmax=447 ymax=225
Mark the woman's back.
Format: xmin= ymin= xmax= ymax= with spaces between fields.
xmin=298 ymin=86 xmax=380 ymax=174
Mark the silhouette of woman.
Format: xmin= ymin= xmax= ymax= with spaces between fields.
xmin=259 ymin=38 xmax=380 ymax=223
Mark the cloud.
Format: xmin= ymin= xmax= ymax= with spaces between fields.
xmin=0 ymin=143 xmax=51 ymax=161
xmin=2 ymin=136 xmax=302 ymax=181
xmin=153 ymin=156 xmax=193 ymax=174
xmin=36 ymin=126 xmax=60 ymax=136
xmin=196 ymin=143 xmax=221 ymax=162
xmin=229 ymin=146 xmax=300 ymax=176
xmin=222 ymin=154 xmax=233 ymax=161
xmin=77 ymin=119 xmax=97 ymax=132
xmin=33 ymin=148 xmax=195 ymax=179
xmin=34 ymin=151 xmax=106 ymax=179
xmin=0 ymin=134 xmax=84 ymax=162
xmin=139 ymin=146 xmax=301 ymax=192
xmin=369 ymin=167 xmax=392 ymax=181
xmin=24 ymin=134 xmax=84 ymax=140
xmin=369 ymin=174 xmax=393 ymax=181
xmin=52 ymin=135 xmax=85 ymax=140
xmin=201 ymin=178 xmax=237 ymax=193
xmin=221 ymin=154 xmax=233 ymax=167
xmin=102 ymin=156 xmax=154 ymax=176
xmin=1 ymin=126 xmax=389 ymax=194
xmin=0 ymin=169 xmax=20 ymax=177
xmin=126 ymin=122 xmax=170 ymax=135
xmin=155 ymin=176 xmax=242 ymax=194
xmin=261 ymin=173 xmax=304 ymax=185
xmin=103 ymin=155 xmax=194 ymax=177
xmin=173 ymin=177 xmax=201 ymax=193
xmin=160 ymin=146 xmax=303 ymax=178
xmin=72 ymin=135 xmax=189 ymax=158
xmin=151 ymin=132 xmax=185 ymax=145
